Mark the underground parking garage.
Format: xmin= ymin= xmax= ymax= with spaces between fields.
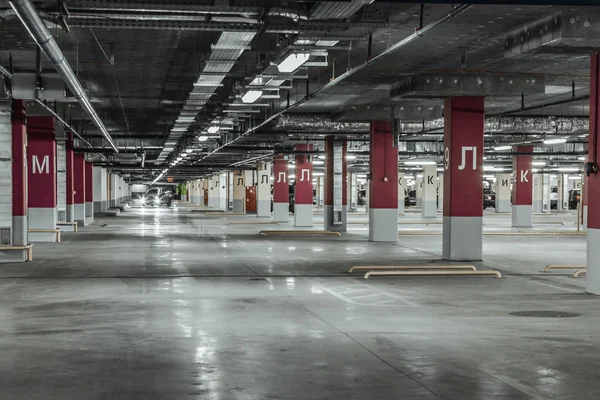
xmin=1 ymin=0 xmax=600 ymax=398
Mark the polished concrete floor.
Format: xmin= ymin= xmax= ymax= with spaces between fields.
xmin=0 ymin=204 xmax=596 ymax=399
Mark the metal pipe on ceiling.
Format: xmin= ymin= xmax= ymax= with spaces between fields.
xmin=8 ymin=0 xmax=119 ymax=152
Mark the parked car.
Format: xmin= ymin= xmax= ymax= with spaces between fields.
xmin=404 ymin=189 xmax=410 ymax=207
xmin=569 ymin=190 xmax=581 ymax=210
xmin=408 ymin=189 xmax=417 ymax=206
xmin=143 ymin=188 xmax=172 ymax=207
xmin=357 ymin=189 xmax=367 ymax=206
xmin=483 ymin=188 xmax=495 ymax=209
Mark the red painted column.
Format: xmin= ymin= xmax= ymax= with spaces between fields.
xmin=324 ymin=138 xmax=347 ymax=232
xmin=85 ymin=161 xmax=94 ymax=219
xmin=512 ymin=145 xmax=533 ymax=227
xmin=586 ymin=53 xmax=600 ymax=294
xmin=583 ymin=153 xmax=589 ymax=229
xmin=73 ymin=153 xmax=86 ymax=225
xmin=11 ymin=100 xmax=27 ymax=246
xmin=272 ymin=155 xmax=289 ymax=222
xmin=65 ymin=133 xmax=75 ymax=222
xmin=442 ymin=97 xmax=484 ymax=260
xmin=27 ymin=116 xmax=58 ymax=242
xmin=368 ymin=121 xmax=398 ymax=241
xmin=294 ymin=144 xmax=313 ymax=227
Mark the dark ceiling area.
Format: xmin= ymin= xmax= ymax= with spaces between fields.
xmin=0 ymin=0 xmax=598 ymax=182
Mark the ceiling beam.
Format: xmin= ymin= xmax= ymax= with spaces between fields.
xmin=391 ymin=73 xmax=546 ymax=99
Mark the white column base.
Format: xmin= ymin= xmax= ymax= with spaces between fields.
xmin=324 ymin=205 xmax=347 ymax=232
xmin=422 ymin=200 xmax=437 ymax=218
xmin=74 ymin=203 xmax=87 ymax=226
xmin=57 ymin=224 xmax=76 ymax=232
xmin=85 ymin=201 xmax=94 ymax=218
xmin=512 ymin=205 xmax=533 ymax=227
xmin=294 ymin=204 xmax=313 ymax=227
xmin=587 ymin=228 xmax=600 ymax=295
xmin=257 ymin=199 xmax=270 ymax=218
xmin=369 ymin=208 xmax=398 ymax=242
xmin=397 ymin=199 xmax=405 ymax=216
xmin=66 ymin=204 xmax=75 ymax=222
xmin=495 ymin=199 xmax=511 ymax=213
xmin=443 ymin=216 xmax=482 ymax=261
xmin=28 ymin=207 xmax=58 ymax=243
xmin=12 ymin=215 xmax=27 ymax=246
xmin=533 ymin=200 xmax=543 ymax=213
xmin=233 ymin=199 xmax=244 ymax=213
xmin=273 ymin=202 xmax=288 ymax=223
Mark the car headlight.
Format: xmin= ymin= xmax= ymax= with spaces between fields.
xmin=485 ymin=195 xmax=492 ymax=201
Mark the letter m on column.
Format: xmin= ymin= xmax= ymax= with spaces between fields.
xmin=32 ymin=155 xmax=49 ymax=174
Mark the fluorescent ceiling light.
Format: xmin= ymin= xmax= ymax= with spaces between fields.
xmin=315 ymin=40 xmax=339 ymax=46
xmin=569 ymin=176 xmax=582 ymax=180
xmin=185 ymin=149 xmax=193 ymax=153
xmin=313 ymin=172 xmax=324 ymax=176
xmin=277 ymin=53 xmax=310 ymax=73
xmin=558 ymin=167 xmax=580 ymax=172
xmin=151 ymin=173 xmax=164 ymax=185
xmin=578 ymin=156 xmax=586 ymax=161
xmin=436 ymin=168 xmax=444 ymax=172
xmin=493 ymin=145 xmax=511 ymax=151
xmin=198 ymin=136 xmax=209 ymax=142
xmin=532 ymin=161 xmax=547 ymax=166
xmin=207 ymin=126 xmax=219 ymax=134
xmin=346 ymin=155 xmax=357 ymax=160
xmin=483 ymin=166 xmax=495 ymax=171
xmin=242 ymin=90 xmax=263 ymax=104
xmin=543 ymin=138 xmax=567 ymax=145
xmin=313 ymin=160 xmax=324 ymax=165
xmin=404 ymin=160 xmax=437 ymax=166
xmin=416 ymin=174 xmax=423 ymax=178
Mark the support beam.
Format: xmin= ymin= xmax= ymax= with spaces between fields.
xmin=27 ymin=116 xmax=58 ymax=242
xmin=294 ymin=144 xmax=313 ymax=227
xmin=506 ymin=11 xmax=600 ymax=59
xmin=12 ymin=100 xmax=27 ymax=249
xmin=324 ymin=138 xmax=347 ymax=232
xmin=391 ymin=73 xmax=545 ymax=99
xmin=587 ymin=53 xmax=600 ymax=295
xmin=273 ymin=156 xmax=289 ymax=222
xmin=443 ymin=97 xmax=484 ymax=261
xmin=369 ymin=121 xmax=398 ymax=242
xmin=512 ymin=146 xmax=533 ymax=226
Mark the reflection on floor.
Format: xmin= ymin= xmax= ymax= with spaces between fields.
xmin=0 ymin=204 xmax=595 ymax=399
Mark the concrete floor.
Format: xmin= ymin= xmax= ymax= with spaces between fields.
xmin=0 ymin=204 xmax=596 ymax=399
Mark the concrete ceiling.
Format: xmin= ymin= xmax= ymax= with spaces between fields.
xmin=1 ymin=1 xmax=598 ymax=182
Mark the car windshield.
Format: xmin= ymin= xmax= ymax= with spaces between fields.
xmin=145 ymin=189 xmax=159 ymax=197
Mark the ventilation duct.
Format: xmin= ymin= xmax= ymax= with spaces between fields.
xmin=8 ymin=0 xmax=118 ymax=152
